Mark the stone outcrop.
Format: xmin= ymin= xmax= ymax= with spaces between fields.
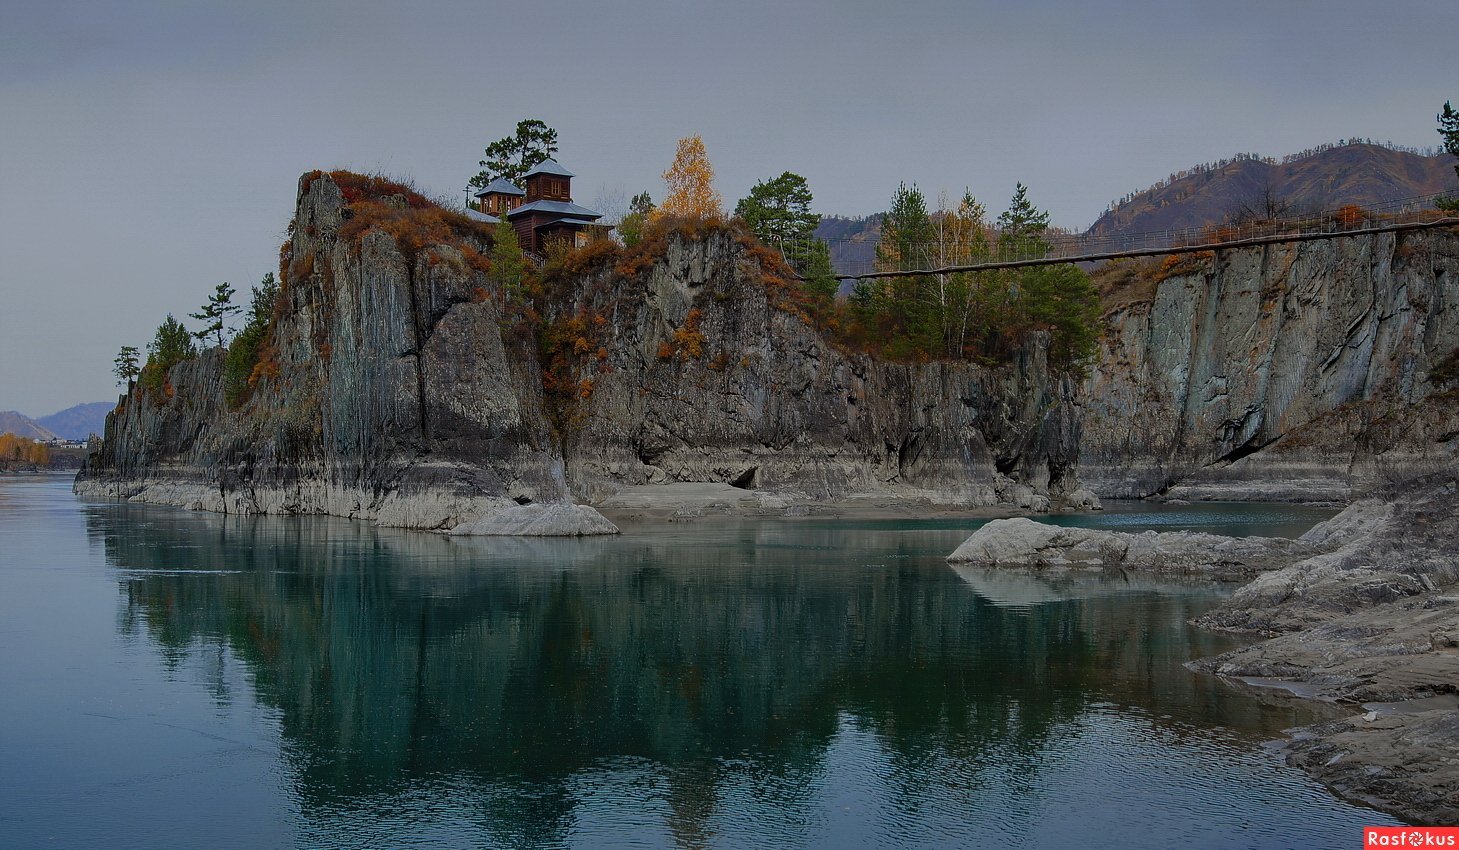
xmin=77 ymin=173 xmax=1088 ymax=531
xmin=946 ymin=516 xmax=1303 ymax=578
xmin=1187 ymin=476 xmax=1459 ymax=825
xmin=1083 ymin=228 xmax=1459 ymax=500
xmin=1195 ymin=477 xmax=1459 ymax=634
xmin=945 ymin=475 xmax=1459 ymax=824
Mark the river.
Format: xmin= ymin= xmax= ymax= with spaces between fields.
xmin=0 ymin=474 xmax=1397 ymax=847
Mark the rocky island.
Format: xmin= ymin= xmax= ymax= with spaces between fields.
xmin=76 ymin=171 xmax=1090 ymax=531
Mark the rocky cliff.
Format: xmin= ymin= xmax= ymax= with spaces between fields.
xmin=77 ymin=173 xmax=1087 ymax=530
xmin=1083 ymin=226 xmax=1459 ymax=500
xmin=79 ymin=174 xmax=611 ymax=534
xmin=548 ymin=233 xmax=1089 ymax=510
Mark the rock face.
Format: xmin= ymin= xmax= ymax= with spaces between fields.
xmin=79 ymin=174 xmax=607 ymax=534
xmin=1083 ymin=228 xmax=1459 ymax=500
xmin=945 ymin=516 xmax=1303 ymax=578
xmin=553 ymin=232 xmax=1087 ymax=509
xmin=77 ymin=173 xmax=1088 ymax=530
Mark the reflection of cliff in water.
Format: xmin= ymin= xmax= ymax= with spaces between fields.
xmin=89 ymin=505 xmax=1318 ymax=845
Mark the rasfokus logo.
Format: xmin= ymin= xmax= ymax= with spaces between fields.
xmin=1365 ymin=827 xmax=1459 ymax=847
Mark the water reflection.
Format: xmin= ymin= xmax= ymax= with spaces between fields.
xmin=84 ymin=503 xmax=1361 ymax=847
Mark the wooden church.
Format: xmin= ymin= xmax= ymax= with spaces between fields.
xmin=472 ymin=159 xmax=607 ymax=254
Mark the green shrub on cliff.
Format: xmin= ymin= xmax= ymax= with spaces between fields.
xmin=490 ymin=216 xmax=530 ymax=303
xmin=224 ymin=273 xmax=279 ymax=407
xmin=139 ymin=314 xmax=195 ymax=397
xmin=617 ymin=192 xmax=655 ymax=248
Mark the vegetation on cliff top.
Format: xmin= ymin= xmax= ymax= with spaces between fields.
xmin=138 ymin=314 xmax=195 ymax=398
xmin=851 ymin=181 xmax=1099 ymax=367
xmin=311 ymin=170 xmax=496 ymax=269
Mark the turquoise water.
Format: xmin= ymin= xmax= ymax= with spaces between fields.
xmin=0 ymin=476 xmax=1395 ymax=848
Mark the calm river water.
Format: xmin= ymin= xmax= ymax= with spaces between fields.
xmin=0 ymin=475 xmax=1398 ymax=848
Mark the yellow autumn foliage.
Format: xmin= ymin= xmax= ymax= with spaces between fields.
xmin=658 ymin=135 xmax=722 ymax=220
xmin=0 ymin=433 xmax=50 ymax=466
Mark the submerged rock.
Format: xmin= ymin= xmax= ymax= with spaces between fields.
xmin=447 ymin=503 xmax=618 ymax=536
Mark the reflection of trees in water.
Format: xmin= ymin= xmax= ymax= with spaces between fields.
xmin=89 ymin=506 xmax=1310 ymax=846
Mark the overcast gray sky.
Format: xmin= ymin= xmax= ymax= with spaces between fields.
xmin=2 ymin=0 xmax=1455 ymax=415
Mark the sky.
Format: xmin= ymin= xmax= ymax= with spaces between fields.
xmin=2 ymin=0 xmax=1455 ymax=415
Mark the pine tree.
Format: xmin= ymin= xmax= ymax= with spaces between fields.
xmin=149 ymin=315 xmax=195 ymax=365
xmin=470 ymin=119 xmax=558 ymax=190
xmin=491 ymin=216 xmax=529 ymax=301
xmin=113 ymin=346 xmax=141 ymax=387
xmin=799 ymin=239 xmax=840 ymax=303
xmin=190 ymin=282 xmax=240 ymax=348
xmin=1439 ymin=101 xmax=1459 ymax=211
xmin=997 ymin=183 xmax=1051 ymax=259
xmin=659 ymin=136 xmax=722 ymax=219
xmin=141 ymin=314 xmax=196 ymax=395
xmin=863 ymin=183 xmax=940 ymax=356
xmin=735 ymin=172 xmax=819 ymax=245
xmin=223 ymin=273 xmax=280 ymax=407
xmin=735 ymin=171 xmax=837 ymax=293
xmin=875 ymin=182 xmax=935 ymax=273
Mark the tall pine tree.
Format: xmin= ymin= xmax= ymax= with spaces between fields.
xmin=735 ymin=171 xmax=837 ymax=298
xmin=1439 ymin=101 xmax=1459 ymax=211
xmin=996 ymin=183 xmax=1051 ymax=259
xmin=190 ymin=282 xmax=240 ymax=349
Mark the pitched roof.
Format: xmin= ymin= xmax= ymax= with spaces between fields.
xmin=533 ymin=216 xmax=614 ymax=230
xmin=462 ymin=208 xmax=500 ymax=224
xmin=506 ymin=199 xmax=603 ymax=220
xmin=472 ymin=178 xmax=524 ymax=197
xmin=523 ymin=158 xmax=576 ymax=178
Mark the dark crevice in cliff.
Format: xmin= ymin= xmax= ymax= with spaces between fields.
xmin=729 ymin=466 xmax=758 ymax=489
xmin=897 ymin=431 xmax=925 ymax=481
xmin=1204 ymin=434 xmax=1282 ymax=469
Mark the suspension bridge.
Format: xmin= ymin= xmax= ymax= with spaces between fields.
xmin=779 ymin=192 xmax=1459 ymax=281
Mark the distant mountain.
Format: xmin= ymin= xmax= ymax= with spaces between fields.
xmin=0 ymin=411 xmax=59 ymax=441
xmin=1088 ymin=143 xmax=1458 ymax=238
xmin=813 ymin=142 xmax=1458 ymax=273
xmin=37 ymin=402 xmax=113 ymax=440
xmin=814 ymin=215 xmax=881 ymax=276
